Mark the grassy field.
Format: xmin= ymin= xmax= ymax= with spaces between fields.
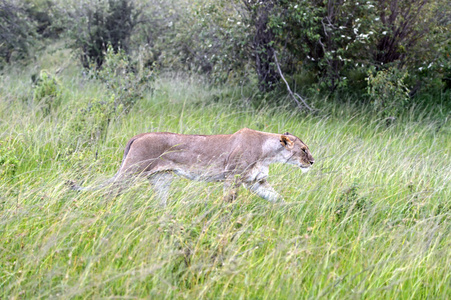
xmin=1 ymin=46 xmax=451 ymax=299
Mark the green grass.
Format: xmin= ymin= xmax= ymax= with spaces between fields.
xmin=1 ymin=46 xmax=450 ymax=299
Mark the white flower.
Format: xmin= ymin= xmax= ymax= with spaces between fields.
xmin=428 ymin=63 xmax=433 ymax=69
xmin=418 ymin=67 xmax=424 ymax=71
xmin=375 ymin=17 xmax=379 ymax=21
xmin=382 ymin=31 xmax=387 ymax=35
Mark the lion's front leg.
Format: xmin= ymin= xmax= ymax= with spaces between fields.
xmin=149 ymin=172 xmax=174 ymax=206
xmin=246 ymin=179 xmax=284 ymax=203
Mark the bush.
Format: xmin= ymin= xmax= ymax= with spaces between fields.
xmin=66 ymin=45 xmax=154 ymax=148
xmin=95 ymin=45 xmax=154 ymax=113
xmin=335 ymin=182 xmax=372 ymax=221
xmin=0 ymin=139 xmax=19 ymax=182
xmin=0 ymin=0 xmax=36 ymax=65
xmin=69 ymin=0 xmax=140 ymax=68
xmin=366 ymin=67 xmax=411 ymax=116
xmin=69 ymin=95 xmax=118 ymax=147
xmin=32 ymin=70 xmax=62 ymax=115
xmin=161 ymin=0 xmax=450 ymax=99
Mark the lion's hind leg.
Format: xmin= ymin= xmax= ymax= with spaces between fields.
xmin=148 ymin=172 xmax=174 ymax=206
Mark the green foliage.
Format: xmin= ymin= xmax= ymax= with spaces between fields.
xmin=416 ymin=32 xmax=451 ymax=92
xmin=24 ymin=0 xmax=64 ymax=38
xmin=69 ymin=0 xmax=140 ymax=68
xmin=366 ymin=67 xmax=411 ymax=116
xmin=95 ymin=45 xmax=154 ymax=113
xmin=169 ymin=0 xmax=449 ymax=99
xmin=0 ymin=0 xmax=65 ymax=66
xmin=32 ymin=70 xmax=62 ymax=115
xmin=335 ymin=182 xmax=372 ymax=220
xmin=69 ymin=95 xmax=118 ymax=146
xmin=2 ymin=0 xmax=450 ymax=104
xmin=0 ymin=139 xmax=19 ymax=181
xmin=0 ymin=0 xmax=36 ymax=64
xmin=190 ymin=1 xmax=251 ymax=83
xmin=135 ymin=0 xmax=251 ymax=86
xmin=65 ymin=45 xmax=154 ymax=148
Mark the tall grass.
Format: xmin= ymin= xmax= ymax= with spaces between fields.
xmin=1 ymin=46 xmax=450 ymax=299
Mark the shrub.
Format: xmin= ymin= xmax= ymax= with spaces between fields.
xmin=335 ymin=182 xmax=372 ymax=221
xmin=366 ymin=67 xmax=411 ymax=116
xmin=69 ymin=0 xmax=140 ymax=68
xmin=32 ymin=70 xmax=62 ymax=115
xmin=66 ymin=46 xmax=154 ymax=148
xmin=96 ymin=45 xmax=154 ymax=113
xmin=0 ymin=139 xmax=19 ymax=182
xmin=0 ymin=0 xmax=36 ymax=65
xmin=69 ymin=95 xmax=118 ymax=147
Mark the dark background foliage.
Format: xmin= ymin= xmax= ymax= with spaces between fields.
xmin=1 ymin=0 xmax=450 ymax=112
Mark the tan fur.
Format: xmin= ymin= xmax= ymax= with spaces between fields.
xmin=71 ymin=128 xmax=314 ymax=205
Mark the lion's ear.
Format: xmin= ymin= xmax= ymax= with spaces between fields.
xmin=280 ymin=135 xmax=294 ymax=150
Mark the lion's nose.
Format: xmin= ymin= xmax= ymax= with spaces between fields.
xmin=310 ymin=160 xmax=314 ymax=165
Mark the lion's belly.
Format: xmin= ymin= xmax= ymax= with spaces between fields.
xmin=151 ymin=154 xmax=229 ymax=182
xmin=173 ymin=167 xmax=228 ymax=182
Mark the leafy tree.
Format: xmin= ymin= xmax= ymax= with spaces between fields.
xmin=242 ymin=0 xmax=280 ymax=92
xmin=267 ymin=0 xmax=450 ymax=94
xmin=24 ymin=0 xmax=61 ymax=38
xmin=0 ymin=0 xmax=36 ymax=64
xmin=69 ymin=0 xmax=140 ymax=68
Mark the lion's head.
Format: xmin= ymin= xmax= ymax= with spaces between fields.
xmin=280 ymin=132 xmax=314 ymax=172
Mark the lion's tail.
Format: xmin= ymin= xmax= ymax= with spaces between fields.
xmin=67 ymin=135 xmax=139 ymax=192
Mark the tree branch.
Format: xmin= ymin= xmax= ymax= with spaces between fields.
xmin=273 ymin=50 xmax=313 ymax=112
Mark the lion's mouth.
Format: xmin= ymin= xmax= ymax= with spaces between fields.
xmin=300 ymin=166 xmax=310 ymax=173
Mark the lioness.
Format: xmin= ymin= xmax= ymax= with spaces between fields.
xmin=70 ymin=128 xmax=314 ymax=204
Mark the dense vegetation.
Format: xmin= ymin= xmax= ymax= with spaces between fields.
xmin=2 ymin=0 xmax=450 ymax=108
xmin=1 ymin=0 xmax=450 ymax=298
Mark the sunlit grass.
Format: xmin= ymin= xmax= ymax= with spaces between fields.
xmin=1 ymin=52 xmax=450 ymax=299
